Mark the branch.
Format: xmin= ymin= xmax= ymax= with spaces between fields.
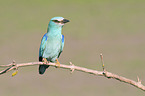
xmin=0 ymin=55 xmax=145 ymax=92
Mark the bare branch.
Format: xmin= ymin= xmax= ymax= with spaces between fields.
xmin=0 ymin=60 xmax=145 ymax=91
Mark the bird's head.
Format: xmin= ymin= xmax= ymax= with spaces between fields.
xmin=48 ymin=17 xmax=69 ymax=28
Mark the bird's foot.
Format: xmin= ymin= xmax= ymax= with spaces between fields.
xmin=55 ymin=59 xmax=60 ymax=68
xmin=42 ymin=58 xmax=49 ymax=64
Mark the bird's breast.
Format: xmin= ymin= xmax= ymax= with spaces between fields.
xmin=43 ymin=36 xmax=62 ymax=60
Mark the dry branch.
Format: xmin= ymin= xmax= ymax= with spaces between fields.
xmin=0 ymin=56 xmax=145 ymax=91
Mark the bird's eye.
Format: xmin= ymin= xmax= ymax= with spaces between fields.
xmin=53 ymin=20 xmax=60 ymax=23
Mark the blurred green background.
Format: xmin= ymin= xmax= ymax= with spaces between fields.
xmin=0 ymin=0 xmax=145 ymax=96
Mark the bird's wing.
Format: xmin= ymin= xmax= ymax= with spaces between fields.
xmin=39 ymin=33 xmax=48 ymax=61
xmin=58 ymin=35 xmax=64 ymax=58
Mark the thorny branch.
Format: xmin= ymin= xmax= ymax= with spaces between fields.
xmin=0 ymin=54 xmax=145 ymax=92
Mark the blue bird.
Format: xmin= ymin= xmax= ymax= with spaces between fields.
xmin=39 ymin=17 xmax=69 ymax=75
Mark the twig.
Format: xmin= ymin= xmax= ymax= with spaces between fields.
xmin=0 ymin=60 xmax=145 ymax=91
xmin=100 ymin=53 xmax=105 ymax=71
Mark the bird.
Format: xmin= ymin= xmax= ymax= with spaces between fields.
xmin=39 ymin=17 xmax=69 ymax=75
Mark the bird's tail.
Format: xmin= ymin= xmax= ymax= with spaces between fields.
xmin=39 ymin=65 xmax=49 ymax=75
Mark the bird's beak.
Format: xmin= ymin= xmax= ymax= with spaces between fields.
xmin=62 ymin=19 xmax=70 ymax=23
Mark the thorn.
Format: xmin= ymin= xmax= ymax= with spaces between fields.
xmin=70 ymin=62 xmax=75 ymax=74
xmin=137 ymin=76 xmax=142 ymax=84
xmin=11 ymin=60 xmax=16 ymax=66
xmin=13 ymin=60 xmax=16 ymax=64
xmin=137 ymin=76 xmax=139 ymax=82
xmin=70 ymin=62 xmax=72 ymax=65
xmin=100 ymin=53 xmax=105 ymax=71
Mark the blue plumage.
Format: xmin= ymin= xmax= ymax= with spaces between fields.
xmin=62 ymin=35 xmax=64 ymax=43
xmin=39 ymin=17 xmax=69 ymax=74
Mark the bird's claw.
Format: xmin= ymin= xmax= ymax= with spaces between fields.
xmin=42 ymin=58 xmax=49 ymax=64
xmin=55 ymin=59 xmax=60 ymax=68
